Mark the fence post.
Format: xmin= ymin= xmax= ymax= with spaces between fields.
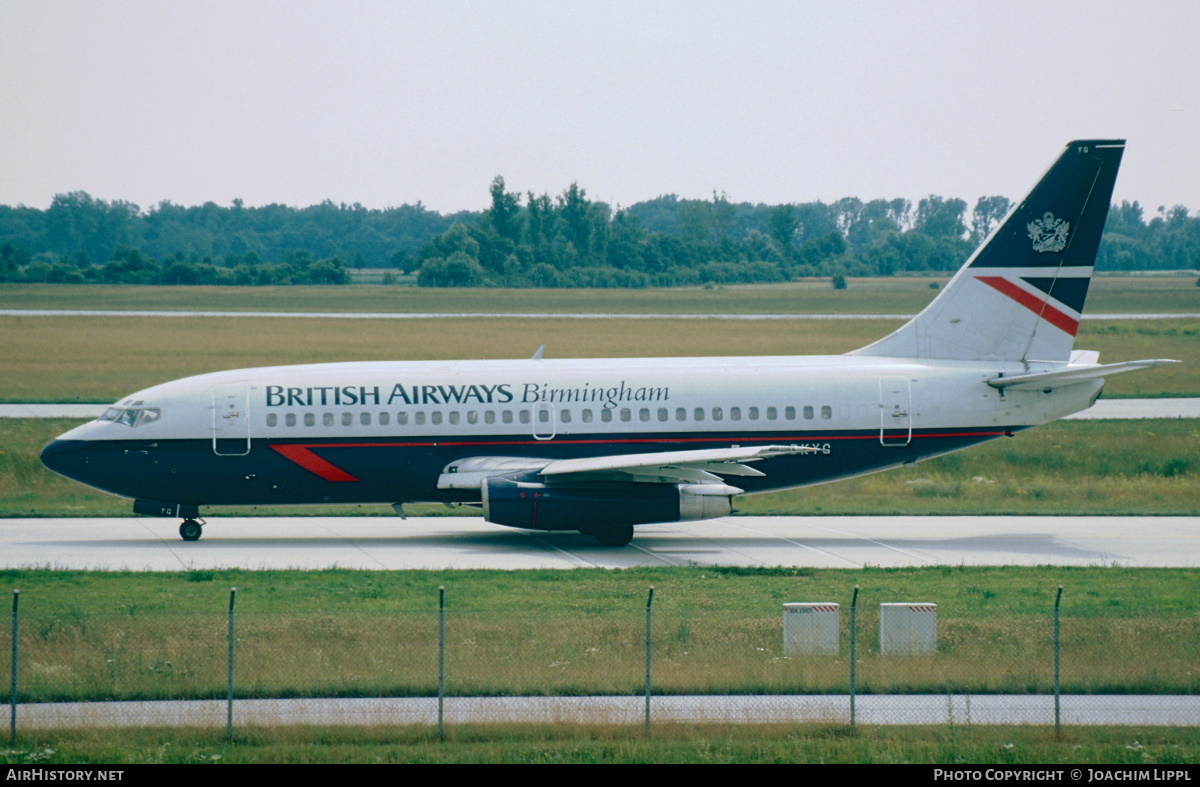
xmin=9 ymin=589 xmax=17 ymax=743
xmin=1054 ymin=585 xmax=1063 ymax=736
xmin=644 ymin=586 xmax=655 ymax=733
xmin=849 ymin=585 xmax=859 ymax=733
xmin=226 ymin=587 xmax=236 ymax=743
xmin=438 ymin=585 xmax=445 ymax=741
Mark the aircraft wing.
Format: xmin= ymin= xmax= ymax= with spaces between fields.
xmin=437 ymin=444 xmax=820 ymax=490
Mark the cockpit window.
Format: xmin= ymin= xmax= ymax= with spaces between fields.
xmin=98 ymin=407 xmax=161 ymax=427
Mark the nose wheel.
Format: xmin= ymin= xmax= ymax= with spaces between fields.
xmin=179 ymin=519 xmax=204 ymax=541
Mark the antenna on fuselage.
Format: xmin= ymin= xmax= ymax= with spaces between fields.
xmin=531 ymin=345 xmax=546 ymax=360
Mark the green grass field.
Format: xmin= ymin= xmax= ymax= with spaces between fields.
xmin=3 ymin=724 xmax=1195 ymax=764
xmin=2 ymin=565 xmax=1197 ymax=704
xmin=1 ymin=277 xmax=1194 ymax=401
xmin=0 ymin=315 xmax=1195 ymax=402
xmin=1 ymin=274 xmax=1197 ymax=315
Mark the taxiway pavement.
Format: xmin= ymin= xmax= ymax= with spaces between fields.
xmin=2 ymin=515 xmax=1196 ymax=570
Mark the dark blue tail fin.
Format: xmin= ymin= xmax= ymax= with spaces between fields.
xmin=853 ymin=140 xmax=1125 ymax=362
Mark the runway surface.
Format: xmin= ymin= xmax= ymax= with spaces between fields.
xmin=5 ymin=398 xmax=1199 ymax=420
xmin=3 ymin=515 xmax=1197 ymax=570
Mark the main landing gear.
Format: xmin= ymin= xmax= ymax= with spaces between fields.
xmin=179 ymin=519 xmax=204 ymax=542
xmin=581 ymin=525 xmax=635 ymax=547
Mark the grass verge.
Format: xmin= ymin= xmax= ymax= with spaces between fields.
xmin=2 ymin=275 xmax=1198 ymax=315
xmin=2 ymin=724 xmax=1198 ymax=764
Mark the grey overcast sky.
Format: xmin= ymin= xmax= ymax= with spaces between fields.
xmin=2 ymin=0 xmax=1198 ymax=214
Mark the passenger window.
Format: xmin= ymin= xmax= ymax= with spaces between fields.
xmin=324 ymin=413 xmax=334 ymax=427
xmin=286 ymin=413 xmax=296 ymax=427
xmin=804 ymin=406 xmax=814 ymax=420
xmin=620 ymin=408 xmax=632 ymax=422
xmin=467 ymin=411 xmax=478 ymax=424
xmin=658 ymin=408 xmax=668 ymax=422
xmin=730 ymin=407 xmax=741 ymax=421
xmin=485 ymin=411 xmax=496 ymax=424
xmin=431 ymin=412 xmax=443 ymax=425
xmin=582 ymin=409 xmax=593 ymax=423
xmin=415 ymin=412 xmax=426 ymax=425
xmin=267 ymin=413 xmax=278 ymax=427
xmin=379 ymin=412 xmax=390 ymax=426
xmin=712 ymin=407 xmax=723 ymax=421
xmin=304 ymin=413 xmax=315 ymax=427
xmin=361 ymin=412 xmax=371 ymax=426
xmin=785 ymin=406 xmax=795 ymax=420
xmin=503 ymin=410 xmax=514 ymax=424
xmin=519 ymin=410 xmax=531 ymax=424
xmin=560 ymin=409 xmax=571 ymax=423
xmin=342 ymin=412 xmax=353 ymax=426
xmin=767 ymin=407 xmax=777 ymax=420
xmin=449 ymin=411 xmax=460 ymax=425
xmin=821 ymin=405 xmax=832 ymax=420
xmin=398 ymin=412 xmax=408 ymax=425
xmin=749 ymin=407 xmax=759 ymax=420
xmin=676 ymin=408 xmax=686 ymax=421
xmin=601 ymin=409 xmax=613 ymax=423
xmin=693 ymin=408 xmax=705 ymax=422
xmin=639 ymin=408 xmax=650 ymax=422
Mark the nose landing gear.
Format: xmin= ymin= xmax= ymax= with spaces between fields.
xmin=179 ymin=519 xmax=205 ymax=541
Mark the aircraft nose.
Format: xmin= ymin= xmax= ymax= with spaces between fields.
xmin=40 ymin=438 xmax=75 ymax=474
xmin=40 ymin=422 xmax=90 ymax=477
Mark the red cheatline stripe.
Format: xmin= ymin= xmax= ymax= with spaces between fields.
xmin=975 ymin=276 xmax=1079 ymax=336
xmin=269 ymin=444 xmax=359 ymax=482
xmin=267 ymin=429 xmax=1011 ymax=482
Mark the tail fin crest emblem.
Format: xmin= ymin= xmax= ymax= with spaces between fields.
xmin=1028 ymin=212 xmax=1070 ymax=253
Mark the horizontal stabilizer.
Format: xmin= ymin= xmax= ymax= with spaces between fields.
xmin=986 ymin=359 xmax=1178 ymax=391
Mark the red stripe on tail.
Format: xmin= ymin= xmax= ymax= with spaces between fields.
xmin=975 ymin=276 xmax=1079 ymax=337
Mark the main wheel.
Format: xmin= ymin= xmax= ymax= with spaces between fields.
xmin=592 ymin=526 xmax=634 ymax=547
xmin=179 ymin=519 xmax=203 ymax=541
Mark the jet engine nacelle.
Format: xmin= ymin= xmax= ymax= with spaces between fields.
xmin=481 ymin=476 xmax=734 ymax=532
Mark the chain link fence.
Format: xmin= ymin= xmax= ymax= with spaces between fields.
xmin=5 ymin=585 xmax=1198 ymax=739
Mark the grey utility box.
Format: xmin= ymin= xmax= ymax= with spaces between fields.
xmin=879 ymin=602 xmax=937 ymax=655
xmin=783 ymin=602 xmax=839 ymax=655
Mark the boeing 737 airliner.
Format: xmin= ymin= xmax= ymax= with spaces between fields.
xmin=41 ymin=140 xmax=1176 ymax=545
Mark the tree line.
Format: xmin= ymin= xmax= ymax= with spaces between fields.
xmin=0 ymin=184 xmax=1195 ymax=287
